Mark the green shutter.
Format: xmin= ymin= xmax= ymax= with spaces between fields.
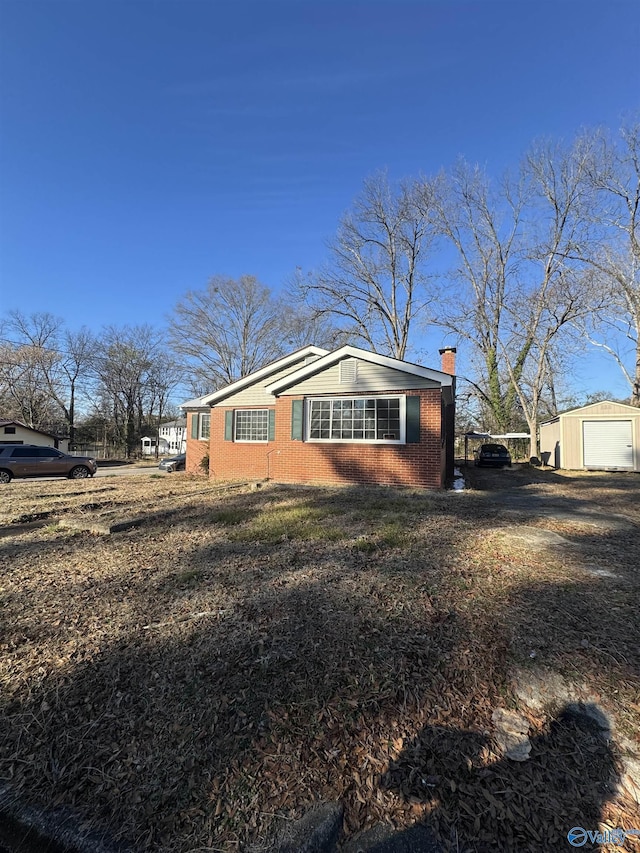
xmin=406 ymin=396 xmax=420 ymax=443
xmin=268 ymin=409 xmax=276 ymax=442
xmin=224 ymin=410 xmax=234 ymax=441
xmin=191 ymin=413 xmax=198 ymax=439
xmin=291 ymin=399 xmax=304 ymax=441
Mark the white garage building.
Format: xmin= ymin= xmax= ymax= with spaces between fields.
xmin=539 ymin=400 xmax=640 ymax=472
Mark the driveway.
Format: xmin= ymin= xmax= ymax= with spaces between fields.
xmin=461 ymin=461 xmax=639 ymax=523
xmin=459 ymin=462 xmax=639 ymax=583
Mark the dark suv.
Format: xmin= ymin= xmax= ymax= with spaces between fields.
xmin=474 ymin=443 xmax=512 ymax=467
xmin=0 ymin=445 xmax=98 ymax=483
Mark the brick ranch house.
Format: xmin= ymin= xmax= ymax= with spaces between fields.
xmin=183 ymin=345 xmax=457 ymax=489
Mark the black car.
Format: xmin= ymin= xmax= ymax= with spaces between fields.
xmin=158 ymin=453 xmax=186 ymax=473
xmin=474 ymin=443 xmax=512 ymax=467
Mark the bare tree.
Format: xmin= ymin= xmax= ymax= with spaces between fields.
xmin=169 ymin=274 xmax=340 ymax=394
xmin=97 ymin=325 xmax=167 ymax=457
xmin=429 ymin=160 xmax=527 ymax=431
xmin=297 ymin=172 xmax=439 ymax=360
xmin=0 ymin=312 xmax=96 ymax=440
xmin=431 ymin=136 xmax=604 ymax=456
xmin=0 ymin=339 xmax=61 ymax=428
xmin=58 ymin=326 xmax=98 ymax=445
xmin=169 ymin=275 xmax=287 ymax=393
xmin=579 ymin=119 xmax=640 ymax=404
xmin=503 ymin=136 xmax=607 ymax=455
xmin=278 ymin=301 xmax=350 ymax=353
xmin=0 ymin=312 xmax=63 ymax=428
xmin=146 ymin=355 xmax=183 ymax=458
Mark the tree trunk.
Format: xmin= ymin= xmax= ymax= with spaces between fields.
xmin=155 ymin=402 xmax=164 ymax=460
xmin=527 ymin=414 xmax=538 ymax=461
xmin=126 ymin=398 xmax=136 ymax=458
xmin=633 ymin=333 xmax=640 ymax=407
xmin=69 ymin=381 xmax=75 ymax=447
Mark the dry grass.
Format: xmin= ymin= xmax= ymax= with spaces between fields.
xmin=1 ymin=469 xmax=639 ymax=852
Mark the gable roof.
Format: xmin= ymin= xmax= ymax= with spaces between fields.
xmin=193 ymin=346 xmax=329 ymax=407
xmin=264 ymin=345 xmax=454 ymax=395
xmin=158 ymin=417 xmax=187 ymax=428
xmin=539 ymin=399 xmax=639 ymax=424
xmin=0 ymin=420 xmax=68 ymax=441
xmin=181 ymin=395 xmax=210 ymax=410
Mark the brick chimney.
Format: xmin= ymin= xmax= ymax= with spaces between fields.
xmin=439 ymin=346 xmax=457 ymax=375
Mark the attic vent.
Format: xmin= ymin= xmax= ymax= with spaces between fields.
xmin=339 ymin=358 xmax=358 ymax=384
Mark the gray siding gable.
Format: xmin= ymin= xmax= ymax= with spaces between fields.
xmin=274 ymin=359 xmax=440 ymax=396
xmin=220 ymin=357 xmax=318 ymax=407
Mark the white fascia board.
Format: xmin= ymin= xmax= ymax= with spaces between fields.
xmin=490 ymin=432 xmax=531 ymax=439
xmin=264 ymin=345 xmax=453 ymax=395
xmin=199 ymin=346 xmax=329 ymax=406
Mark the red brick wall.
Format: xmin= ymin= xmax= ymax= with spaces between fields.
xmin=209 ymin=389 xmax=444 ymax=488
xmin=185 ymin=412 xmax=209 ymax=475
xmin=208 ymin=406 xmax=277 ymax=481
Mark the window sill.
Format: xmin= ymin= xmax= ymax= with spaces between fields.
xmin=306 ymin=438 xmax=405 ymax=445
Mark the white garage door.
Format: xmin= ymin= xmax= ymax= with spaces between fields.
xmin=583 ymin=420 xmax=634 ymax=469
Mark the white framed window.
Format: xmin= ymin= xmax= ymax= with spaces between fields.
xmin=199 ymin=413 xmax=210 ymax=440
xmin=307 ymin=396 xmax=405 ymax=443
xmin=234 ymin=409 xmax=269 ymax=442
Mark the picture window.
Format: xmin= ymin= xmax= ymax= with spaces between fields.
xmin=307 ymin=397 xmax=403 ymax=443
xmin=234 ymin=410 xmax=269 ymax=442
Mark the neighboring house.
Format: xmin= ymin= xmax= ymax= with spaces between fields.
xmin=140 ymin=436 xmax=165 ymax=456
xmin=539 ymin=400 xmax=640 ymax=471
xmin=183 ymin=345 xmax=456 ymax=489
xmin=140 ymin=418 xmax=187 ymax=456
xmin=0 ymin=420 xmax=69 ymax=453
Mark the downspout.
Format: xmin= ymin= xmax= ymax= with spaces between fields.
xmin=266 ymin=448 xmax=280 ymax=481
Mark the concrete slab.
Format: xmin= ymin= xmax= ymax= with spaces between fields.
xmin=501 ymin=526 xmax=576 ymax=548
xmin=342 ymin=823 xmax=442 ymax=853
xmin=57 ymin=516 xmax=143 ymax=535
xmin=274 ymin=802 xmax=343 ymax=852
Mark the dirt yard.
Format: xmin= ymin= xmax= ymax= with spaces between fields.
xmin=1 ymin=468 xmax=639 ymax=852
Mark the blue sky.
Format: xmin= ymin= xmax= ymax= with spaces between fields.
xmin=1 ymin=0 xmax=638 ymax=398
